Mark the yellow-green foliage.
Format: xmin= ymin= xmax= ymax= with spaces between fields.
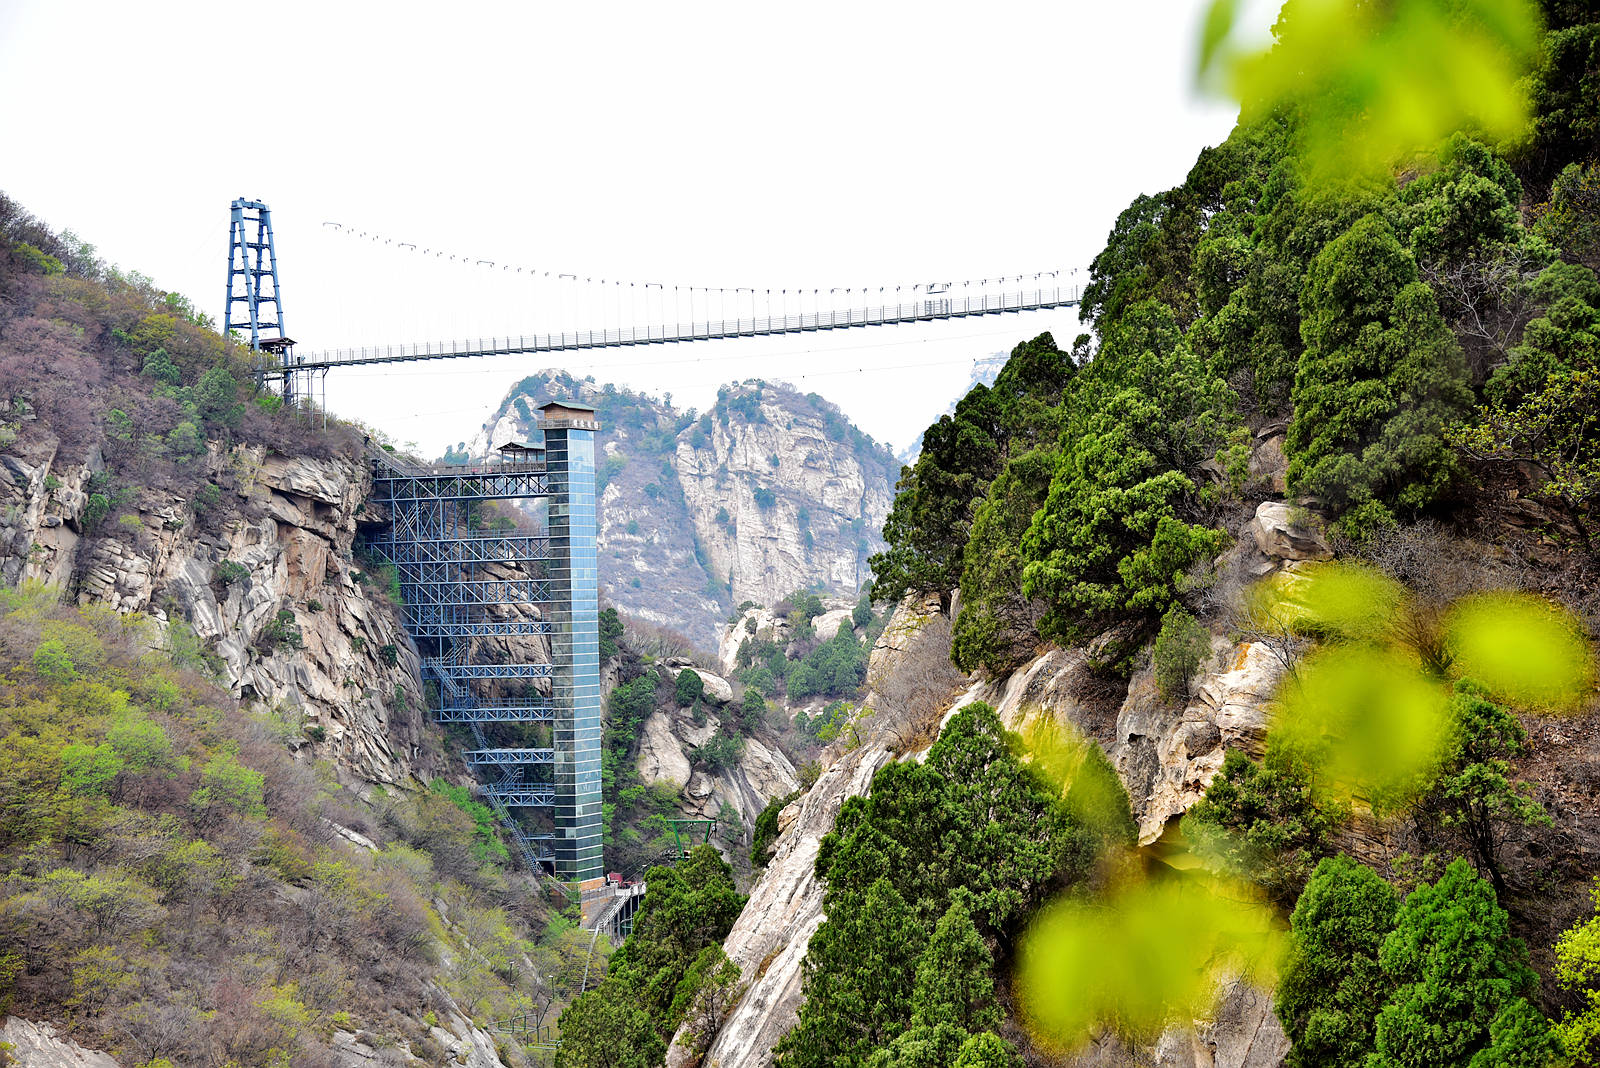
xmin=1014 ymin=563 xmax=1593 ymax=1052
xmin=1275 ymin=645 xmax=1452 ymax=812
xmin=1252 ymin=563 xmax=1594 ymax=810
xmin=1017 ymin=874 xmax=1281 ymax=1050
xmin=1555 ymin=878 xmax=1600 ymax=1063
xmin=0 ymin=586 xmax=557 ymax=1063
xmin=1444 ymin=592 xmax=1596 ymax=711
xmin=1199 ymin=0 xmax=1543 ymax=182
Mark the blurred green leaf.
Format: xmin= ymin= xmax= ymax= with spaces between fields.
xmin=1198 ymin=0 xmax=1543 ymax=183
xmin=1017 ymin=874 xmax=1281 ymax=1048
xmin=1198 ymin=0 xmax=1242 ymax=83
xmin=1017 ymin=718 xmax=1138 ymax=846
xmin=1445 ymin=593 xmax=1596 ymax=711
xmin=1253 ymin=561 xmax=1404 ymax=641
xmin=1274 ymin=645 xmax=1450 ymax=811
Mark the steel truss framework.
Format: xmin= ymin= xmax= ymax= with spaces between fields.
xmin=225 ymin=198 xmax=287 ymax=353
xmin=366 ymin=422 xmax=603 ymax=884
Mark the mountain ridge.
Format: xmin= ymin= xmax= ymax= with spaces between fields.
xmin=449 ymin=371 xmax=900 ymax=646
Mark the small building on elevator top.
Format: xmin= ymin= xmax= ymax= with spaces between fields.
xmin=537 ymin=399 xmax=599 ymax=429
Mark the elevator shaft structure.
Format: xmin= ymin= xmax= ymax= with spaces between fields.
xmin=366 ymin=402 xmax=603 ymax=887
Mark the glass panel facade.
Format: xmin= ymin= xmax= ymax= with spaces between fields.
xmin=545 ymin=425 xmax=604 ymax=884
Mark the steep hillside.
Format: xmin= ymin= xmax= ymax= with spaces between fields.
xmin=564 ymin=5 xmax=1600 ymax=1067
xmin=0 ymin=590 xmax=579 ymax=1066
xmin=0 ymin=197 xmax=592 ymax=1065
xmin=0 ymin=196 xmax=444 ymax=789
xmin=454 ymin=372 xmax=898 ymax=646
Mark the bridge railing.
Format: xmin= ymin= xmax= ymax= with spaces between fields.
xmin=285 ymin=285 xmax=1082 ymax=370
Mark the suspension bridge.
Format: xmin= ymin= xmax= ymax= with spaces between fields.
xmin=228 ymin=202 xmax=1082 ymax=403
xmin=283 ymin=286 xmax=1079 ymax=369
xmin=226 ymin=194 xmax=1077 ymax=896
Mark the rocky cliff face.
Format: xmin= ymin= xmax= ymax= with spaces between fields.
xmin=672 ymin=596 xmax=975 ymax=1068
xmin=0 ymin=1016 xmax=120 ymax=1067
xmin=632 ymin=660 xmax=801 ymax=840
xmin=457 ymin=371 xmax=898 ymax=647
xmin=674 ymin=383 xmax=894 ymax=612
xmin=0 ymin=428 xmax=439 ymax=787
xmin=674 ymin=570 xmax=1300 ymax=1068
xmin=0 ymin=428 xmax=536 ymax=1065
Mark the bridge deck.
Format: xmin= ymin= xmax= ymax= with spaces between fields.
xmin=278 ymin=289 xmax=1080 ymax=371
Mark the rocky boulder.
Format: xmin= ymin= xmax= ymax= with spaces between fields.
xmin=633 ymin=702 xmax=799 ymax=830
xmin=703 ymin=671 xmax=735 ymax=705
xmin=1250 ymin=501 xmax=1333 ymax=562
xmin=1249 ymin=424 xmax=1290 ymax=497
xmin=636 ymin=710 xmax=699 ymax=787
xmin=810 ymin=605 xmax=855 ymax=643
xmin=719 ymin=603 xmax=791 ymax=674
xmin=1114 ymin=640 xmax=1286 ymax=845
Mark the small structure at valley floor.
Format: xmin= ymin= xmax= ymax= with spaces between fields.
xmin=667 ymin=817 xmax=717 ymax=860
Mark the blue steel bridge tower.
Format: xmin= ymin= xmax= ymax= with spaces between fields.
xmin=366 ymin=401 xmax=603 ymax=889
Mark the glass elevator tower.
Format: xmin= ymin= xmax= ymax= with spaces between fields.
xmin=367 ymin=400 xmax=603 ymax=888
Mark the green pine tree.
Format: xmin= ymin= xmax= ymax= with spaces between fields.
xmin=1278 ymin=854 xmax=1400 ymax=1068
xmin=909 ymin=895 xmax=999 ymax=1034
xmin=1286 ymin=214 xmax=1472 ymax=536
xmin=1371 ymin=859 xmax=1548 ymax=1068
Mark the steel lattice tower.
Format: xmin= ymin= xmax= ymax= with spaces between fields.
xmin=224 ymin=198 xmax=305 ymax=401
xmin=224 ymin=199 xmax=288 ymax=349
xmin=365 ymin=402 xmax=604 ymax=889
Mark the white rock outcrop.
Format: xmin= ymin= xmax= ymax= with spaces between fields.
xmin=719 ymin=604 xmax=792 ymax=674
xmin=670 ymin=740 xmax=893 ymax=1068
xmin=718 ymin=598 xmax=859 ymax=675
xmin=1250 ymin=500 xmax=1333 ymax=562
xmin=330 ymin=1002 xmax=508 ymax=1068
xmin=1064 ymin=977 xmax=1289 ymax=1067
xmin=676 ymin=386 xmax=892 ymax=610
xmin=633 ymin=701 xmax=800 ymax=831
xmin=0 ymin=1018 xmax=120 ymax=1067
xmin=810 ymin=606 xmax=854 ymax=643
xmin=1113 ymin=640 xmax=1285 ymax=845
xmin=636 ymin=710 xmax=697 ymax=787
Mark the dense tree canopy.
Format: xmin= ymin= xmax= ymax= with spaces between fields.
xmin=1286 ymin=214 xmax=1472 ymax=534
xmin=1371 ymin=859 xmax=1553 ymax=1068
xmin=778 ymin=703 xmax=1121 ymax=1068
xmin=1021 ymin=305 xmax=1235 ymax=647
xmin=1280 ymin=856 xmax=1556 ymax=1068
xmin=557 ymin=845 xmax=744 ymax=1068
xmin=868 ymin=0 xmax=1600 ymax=680
xmin=870 ymin=333 xmax=1074 ymax=607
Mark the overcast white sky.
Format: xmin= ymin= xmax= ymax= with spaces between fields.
xmin=0 ymin=1 xmax=1274 ymax=457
